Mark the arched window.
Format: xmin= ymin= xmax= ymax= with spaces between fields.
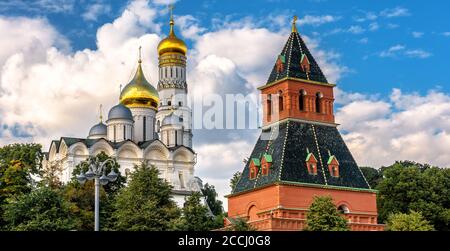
xmin=165 ymin=68 xmax=167 ymax=78
xmin=267 ymin=94 xmax=272 ymax=116
xmin=299 ymin=89 xmax=306 ymax=111
xmin=315 ymin=92 xmax=322 ymax=113
xmin=123 ymin=125 xmax=126 ymax=140
xmin=170 ymin=67 xmax=173 ymax=78
xmin=338 ymin=205 xmax=350 ymax=214
xmin=176 ymin=68 xmax=178 ymax=78
xmin=156 ymin=120 xmax=160 ymax=133
xmin=278 ymin=91 xmax=284 ymax=112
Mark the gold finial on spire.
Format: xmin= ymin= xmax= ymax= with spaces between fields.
xmin=99 ymin=104 xmax=103 ymax=122
xmin=138 ymin=46 xmax=142 ymax=64
xmin=169 ymin=4 xmax=175 ymax=37
xmin=292 ymin=15 xmax=298 ymax=33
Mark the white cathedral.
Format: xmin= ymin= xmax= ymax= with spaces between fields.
xmin=42 ymin=13 xmax=203 ymax=207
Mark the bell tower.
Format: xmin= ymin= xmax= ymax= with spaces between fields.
xmin=260 ymin=16 xmax=335 ymax=126
xmin=155 ymin=5 xmax=193 ymax=148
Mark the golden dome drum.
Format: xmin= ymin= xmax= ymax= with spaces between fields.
xmin=120 ymin=62 xmax=159 ymax=110
xmin=157 ymin=19 xmax=187 ymax=56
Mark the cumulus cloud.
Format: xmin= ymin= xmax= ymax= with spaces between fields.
xmin=0 ymin=0 xmax=75 ymax=14
xmin=298 ymin=15 xmax=340 ymax=26
xmin=380 ymin=7 xmax=411 ymax=18
xmin=336 ymin=88 xmax=450 ymax=168
xmin=82 ymin=2 xmax=112 ymax=22
xmin=379 ymin=44 xmax=431 ymax=59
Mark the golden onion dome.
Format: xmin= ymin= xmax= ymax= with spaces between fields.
xmin=120 ymin=58 xmax=159 ymax=110
xmin=157 ymin=13 xmax=187 ymax=56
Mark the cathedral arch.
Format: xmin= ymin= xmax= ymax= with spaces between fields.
xmin=58 ymin=141 xmax=69 ymax=159
xmin=90 ymin=139 xmax=114 ymax=156
xmin=144 ymin=141 xmax=169 ymax=160
xmin=172 ymin=147 xmax=194 ymax=162
xmin=69 ymin=142 xmax=89 ymax=156
xmin=49 ymin=142 xmax=58 ymax=161
xmin=117 ymin=141 xmax=141 ymax=159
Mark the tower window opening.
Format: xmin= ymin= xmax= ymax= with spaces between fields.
xmin=267 ymin=94 xmax=272 ymax=116
xmin=143 ymin=116 xmax=147 ymax=141
xmin=176 ymin=68 xmax=178 ymax=78
xmin=179 ymin=101 xmax=182 ymax=106
xmin=168 ymin=100 xmax=172 ymax=106
xmin=123 ymin=125 xmax=126 ymax=140
xmin=171 ymin=67 xmax=173 ymax=78
xmin=165 ymin=68 xmax=167 ymax=78
xmin=315 ymin=92 xmax=322 ymax=113
xmin=175 ymin=130 xmax=178 ymax=146
xmin=278 ymin=91 xmax=284 ymax=112
xmin=113 ymin=125 xmax=116 ymax=142
xmin=299 ymin=90 xmax=305 ymax=111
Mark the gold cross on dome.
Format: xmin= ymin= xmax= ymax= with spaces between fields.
xmin=169 ymin=4 xmax=174 ymax=20
xmin=138 ymin=46 xmax=142 ymax=63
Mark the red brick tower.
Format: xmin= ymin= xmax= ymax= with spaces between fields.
xmin=225 ymin=17 xmax=384 ymax=231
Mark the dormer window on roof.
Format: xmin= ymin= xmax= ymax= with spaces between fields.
xmin=276 ymin=55 xmax=285 ymax=73
xmin=327 ymin=153 xmax=340 ymax=177
xmin=300 ymin=53 xmax=311 ymax=74
xmin=261 ymin=153 xmax=273 ymax=176
xmin=305 ymin=150 xmax=318 ymax=175
xmin=249 ymin=158 xmax=261 ymax=180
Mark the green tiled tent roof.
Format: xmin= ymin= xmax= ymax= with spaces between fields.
xmin=266 ymin=29 xmax=329 ymax=85
xmin=232 ymin=121 xmax=371 ymax=194
xmin=251 ymin=158 xmax=261 ymax=166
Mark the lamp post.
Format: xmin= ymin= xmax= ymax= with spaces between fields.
xmin=76 ymin=158 xmax=118 ymax=231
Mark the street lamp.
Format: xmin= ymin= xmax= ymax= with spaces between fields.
xmin=76 ymin=157 xmax=118 ymax=231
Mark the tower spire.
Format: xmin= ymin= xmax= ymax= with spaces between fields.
xmin=169 ymin=4 xmax=175 ymax=37
xmin=292 ymin=15 xmax=298 ymax=33
xmin=138 ymin=46 xmax=142 ymax=64
xmin=99 ymin=104 xmax=103 ymax=122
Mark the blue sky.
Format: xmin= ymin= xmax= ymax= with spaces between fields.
xmin=1 ymin=0 xmax=450 ymax=206
xmin=2 ymin=0 xmax=449 ymax=97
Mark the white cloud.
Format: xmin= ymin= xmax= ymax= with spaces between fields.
xmin=412 ymin=31 xmax=424 ymax=38
xmin=82 ymin=3 xmax=112 ymax=22
xmin=380 ymin=7 xmax=411 ymax=18
xmin=337 ymin=88 xmax=450 ymax=168
xmin=355 ymin=12 xmax=378 ymax=22
xmin=379 ymin=45 xmax=431 ymax=59
xmin=369 ymin=22 xmax=379 ymax=31
xmin=348 ymin=25 xmax=365 ymax=34
xmin=298 ymin=15 xmax=340 ymax=26
xmin=176 ymin=15 xmax=206 ymax=39
xmin=442 ymin=32 xmax=450 ymax=37
xmin=0 ymin=0 xmax=75 ymax=13
xmin=358 ymin=37 xmax=369 ymax=44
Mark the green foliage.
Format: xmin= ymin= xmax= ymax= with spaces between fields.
xmin=360 ymin=166 xmax=383 ymax=188
xmin=2 ymin=186 xmax=76 ymax=231
xmin=305 ymin=196 xmax=349 ymax=231
xmin=0 ymin=143 xmax=43 ymax=173
xmin=376 ymin=161 xmax=450 ymax=231
xmin=0 ymin=160 xmax=32 ymax=200
xmin=112 ymin=162 xmax=180 ymax=231
xmin=386 ymin=211 xmax=434 ymax=231
xmin=174 ymin=192 xmax=216 ymax=231
xmin=230 ymin=171 xmax=242 ymax=192
xmin=201 ymin=183 xmax=223 ymax=216
xmin=72 ymin=152 xmax=126 ymax=195
xmin=228 ymin=217 xmax=256 ymax=231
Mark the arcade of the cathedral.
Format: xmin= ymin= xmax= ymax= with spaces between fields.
xmin=42 ymin=10 xmax=201 ymax=207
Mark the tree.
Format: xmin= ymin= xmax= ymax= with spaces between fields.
xmin=230 ymin=171 xmax=242 ymax=192
xmin=360 ymin=166 xmax=383 ymax=188
xmin=228 ymin=217 xmax=256 ymax=231
xmin=377 ymin=161 xmax=450 ymax=230
xmin=174 ymin=192 xmax=215 ymax=231
xmin=72 ymin=152 xmax=126 ymax=195
xmin=201 ymin=183 xmax=223 ymax=215
xmin=112 ymin=162 xmax=180 ymax=231
xmin=2 ymin=186 xmax=76 ymax=231
xmin=386 ymin=211 xmax=434 ymax=231
xmin=65 ymin=152 xmax=125 ymax=231
xmin=40 ymin=159 xmax=64 ymax=189
xmin=0 ymin=143 xmax=43 ymax=174
xmin=305 ymin=196 xmax=349 ymax=231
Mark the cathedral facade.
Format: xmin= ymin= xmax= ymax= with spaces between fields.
xmin=226 ymin=18 xmax=384 ymax=231
xmin=42 ymin=13 xmax=201 ymax=207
